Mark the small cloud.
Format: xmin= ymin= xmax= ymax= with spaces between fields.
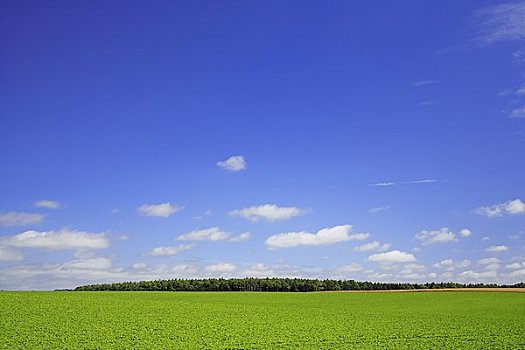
xmin=176 ymin=227 xmax=231 ymax=241
xmin=418 ymin=100 xmax=437 ymax=106
xmin=485 ymin=245 xmax=508 ymax=252
xmin=205 ymin=263 xmax=237 ymax=273
xmin=474 ymin=199 xmax=525 ymax=217
xmin=230 ymin=204 xmax=306 ymax=222
xmin=193 ymin=210 xmax=212 ymax=220
xmin=367 ymin=250 xmax=416 ymax=263
xmin=415 ymin=227 xmax=458 ymax=245
xmin=217 ymin=155 xmax=246 ymax=172
xmin=335 ymin=263 xmax=364 ymax=274
xmin=481 ymin=236 xmax=491 ymax=242
xmin=367 ymin=182 xmax=395 ymax=187
xmin=0 ymin=212 xmax=46 ymax=227
xmin=433 ymin=259 xmax=471 ymax=270
xmin=509 ymin=106 xmax=525 ymax=118
xmin=478 ymin=257 xmax=500 ymax=265
xmin=138 ymin=202 xmax=183 ymax=218
xmin=34 ymin=200 xmax=61 ymax=210
xmin=354 ymin=241 xmax=391 ymax=252
xmin=265 ymin=224 xmax=368 ymax=249
xmin=368 ymin=206 xmax=389 ymax=213
xmin=460 ymin=229 xmax=472 ymax=237
xmin=229 ymin=232 xmax=251 ymax=242
xmin=147 ymin=244 xmax=194 ymax=256
xmin=413 ymin=80 xmax=439 ymax=87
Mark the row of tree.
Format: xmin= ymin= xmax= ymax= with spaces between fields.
xmin=73 ymin=278 xmax=525 ymax=292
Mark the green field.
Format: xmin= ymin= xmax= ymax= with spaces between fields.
xmin=1 ymin=291 xmax=524 ymax=349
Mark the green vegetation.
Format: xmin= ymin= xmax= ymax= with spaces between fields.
xmin=1 ymin=291 xmax=524 ymax=349
xmin=74 ymin=277 xmax=525 ymax=292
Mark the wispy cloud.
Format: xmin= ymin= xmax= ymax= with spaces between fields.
xmin=472 ymin=2 xmax=525 ymax=47
xmin=367 ymin=182 xmax=395 ymax=187
xmin=147 ymin=244 xmax=194 ymax=256
xmin=403 ymin=179 xmax=439 ymax=184
xmin=413 ymin=80 xmax=439 ymax=87
xmin=0 ymin=212 xmax=46 ymax=227
xmin=354 ymin=241 xmax=391 ymax=252
xmin=368 ymin=179 xmax=440 ymax=187
xmin=510 ymin=106 xmax=525 ymax=118
xmin=418 ymin=100 xmax=437 ymax=106
xmin=368 ymin=206 xmax=390 ymax=213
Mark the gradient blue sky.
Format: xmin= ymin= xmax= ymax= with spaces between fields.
xmin=1 ymin=1 xmax=524 ymax=290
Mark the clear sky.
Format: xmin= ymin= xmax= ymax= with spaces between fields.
xmin=1 ymin=1 xmax=524 ymax=290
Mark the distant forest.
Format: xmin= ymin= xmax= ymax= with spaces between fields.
xmin=73 ymin=278 xmax=525 ymax=292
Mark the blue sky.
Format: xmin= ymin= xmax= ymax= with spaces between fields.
xmin=1 ymin=1 xmax=524 ymax=290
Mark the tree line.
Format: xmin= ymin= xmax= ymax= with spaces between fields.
xmin=73 ymin=278 xmax=525 ymax=292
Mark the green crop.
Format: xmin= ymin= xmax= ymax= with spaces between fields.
xmin=1 ymin=291 xmax=524 ymax=349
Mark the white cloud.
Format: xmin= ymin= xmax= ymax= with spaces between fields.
xmin=204 ymin=263 xmax=237 ymax=273
xmin=265 ymin=224 xmax=368 ymax=249
xmin=458 ymin=270 xmax=497 ymax=280
xmin=0 ymin=212 xmax=46 ymax=227
xmin=0 ymin=246 xmax=24 ymax=261
xmin=230 ymin=204 xmax=306 ymax=222
xmin=481 ymin=236 xmax=491 ymax=242
xmin=354 ymin=241 xmax=391 ymax=252
xmin=229 ymin=232 xmax=251 ymax=242
xmin=478 ymin=257 xmax=501 ymax=265
xmin=474 ymin=199 xmax=525 ymax=217
xmin=176 ymin=227 xmax=231 ymax=241
xmin=2 ymin=229 xmax=110 ymax=250
xmin=62 ymin=257 xmax=112 ymax=270
xmin=335 ymin=263 xmax=364 ymax=274
xmin=147 ymin=244 xmax=194 ymax=256
xmin=367 ymin=250 xmax=416 ymax=263
xmin=217 ymin=155 xmax=246 ymax=172
xmin=485 ymin=245 xmax=509 ymax=252
xmin=473 ymin=2 xmax=525 ymax=46
xmin=34 ymin=200 xmax=61 ymax=209
xmin=413 ymin=80 xmax=439 ymax=87
xmin=138 ymin=202 xmax=183 ymax=218
xmin=459 ymin=229 xmax=472 ymax=237
xmin=433 ymin=259 xmax=471 ymax=270
xmin=415 ymin=228 xmax=458 ymax=245
xmin=505 ymin=261 xmax=525 ymax=270
xmin=367 ymin=182 xmax=395 ymax=187
xmin=368 ymin=206 xmax=389 ymax=213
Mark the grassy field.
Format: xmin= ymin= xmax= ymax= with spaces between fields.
xmin=1 ymin=291 xmax=524 ymax=349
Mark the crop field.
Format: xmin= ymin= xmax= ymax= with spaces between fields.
xmin=1 ymin=291 xmax=524 ymax=349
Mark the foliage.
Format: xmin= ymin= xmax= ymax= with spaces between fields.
xmin=73 ymin=277 xmax=524 ymax=292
